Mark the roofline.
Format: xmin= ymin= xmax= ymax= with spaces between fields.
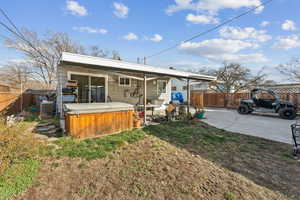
xmin=59 ymin=52 xmax=216 ymax=81
xmin=261 ymin=82 xmax=300 ymax=87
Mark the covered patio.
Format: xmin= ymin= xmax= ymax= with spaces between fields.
xmin=57 ymin=52 xmax=216 ymax=137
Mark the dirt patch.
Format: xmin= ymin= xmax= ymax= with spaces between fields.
xmin=17 ymin=135 xmax=287 ymax=200
xmin=145 ymin=121 xmax=300 ymax=200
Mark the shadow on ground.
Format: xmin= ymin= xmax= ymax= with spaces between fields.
xmin=144 ymin=120 xmax=300 ymax=200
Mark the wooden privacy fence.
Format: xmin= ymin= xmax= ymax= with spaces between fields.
xmin=0 ymin=93 xmax=33 ymax=115
xmin=191 ymin=91 xmax=300 ymax=111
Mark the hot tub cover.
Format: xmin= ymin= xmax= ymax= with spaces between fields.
xmin=64 ymin=102 xmax=134 ymax=114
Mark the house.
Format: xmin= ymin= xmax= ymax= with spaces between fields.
xmin=261 ymin=82 xmax=300 ymax=94
xmin=57 ymin=52 xmax=216 ymax=138
xmin=171 ymin=79 xmax=188 ymax=103
xmin=172 ymin=80 xmax=212 ymax=102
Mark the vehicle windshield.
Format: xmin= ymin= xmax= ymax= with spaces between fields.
xmin=252 ymin=89 xmax=277 ymax=100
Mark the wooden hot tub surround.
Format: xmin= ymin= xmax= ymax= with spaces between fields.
xmin=64 ymin=103 xmax=134 ymax=139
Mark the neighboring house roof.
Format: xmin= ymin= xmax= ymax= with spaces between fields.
xmin=262 ymin=82 xmax=300 ymax=88
xmin=59 ymin=52 xmax=216 ymax=81
xmin=0 ymin=82 xmax=18 ymax=88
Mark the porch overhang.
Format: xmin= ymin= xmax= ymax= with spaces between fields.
xmin=59 ymin=52 xmax=216 ymax=82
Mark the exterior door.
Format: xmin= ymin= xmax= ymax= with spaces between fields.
xmin=157 ymin=80 xmax=169 ymax=103
xmin=91 ymin=76 xmax=105 ymax=103
xmin=70 ymin=74 xmax=89 ymax=103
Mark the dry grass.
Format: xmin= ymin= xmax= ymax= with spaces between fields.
xmin=0 ymin=120 xmax=40 ymax=173
xmin=145 ymin=121 xmax=300 ymax=200
xmin=17 ymin=134 xmax=288 ymax=200
xmin=0 ymin=119 xmax=42 ymax=200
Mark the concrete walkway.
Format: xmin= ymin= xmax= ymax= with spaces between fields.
xmin=202 ymin=108 xmax=300 ymax=144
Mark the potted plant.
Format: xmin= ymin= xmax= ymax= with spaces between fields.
xmin=194 ymin=106 xmax=206 ymax=119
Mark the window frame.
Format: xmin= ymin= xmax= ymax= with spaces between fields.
xmin=119 ymin=76 xmax=131 ymax=87
xmin=157 ymin=80 xmax=167 ymax=94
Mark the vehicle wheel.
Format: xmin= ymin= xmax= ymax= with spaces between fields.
xmin=279 ymin=108 xmax=297 ymax=120
xmin=238 ymin=105 xmax=249 ymax=114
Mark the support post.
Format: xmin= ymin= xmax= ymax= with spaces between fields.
xmin=20 ymin=80 xmax=23 ymax=112
xmin=187 ymin=78 xmax=190 ymax=115
xmin=58 ymin=65 xmax=64 ymax=119
xmin=143 ymin=74 xmax=147 ymax=125
xmin=88 ymin=76 xmax=91 ymax=103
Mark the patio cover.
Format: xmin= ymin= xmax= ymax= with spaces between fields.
xmin=59 ymin=52 xmax=216 ymax=81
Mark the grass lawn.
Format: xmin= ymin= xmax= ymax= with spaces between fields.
xmin=2 ymin=119 xmax=298 ymax=200
xmin=144 ymin=121 xmax=300 ymax=200
xmin=0 ymin=121 xmax=41 ymax=200
xmin=0 ymin=159 xmax=40 ymax=200
xmin=46 ymin=129 xmax=146 ymax=160
xmin=13 ymin=121 xmax=294 ymax=200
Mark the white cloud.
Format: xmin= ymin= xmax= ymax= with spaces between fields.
xmin=211 ymin=53 xmax=268 ymax=63
xmin=73 ymin=26 xmax=108 ymax=34
xmin=186 ymin=13 xmax=219 ymax=24
xmin=123 ymin=32 xmax=138 ymax=40
xmin=113 ymin=2 xmax=129 ymax=18
xmin=219 ymin=26 xmax=272 ymax=43
xmin=164 ymin=61 xmax=218 ymax=71
xmin=178 ymin=39 xmax=267 ymax=63
xmin=281 ymin=20 xmax=297 ymax=31
xmin=260 ymin=21 xmax=269 ymax=27
xmin=198 ymin=0 xmax=263 ymax=14
xmin=272 ymin=35 xmax=300 ymax=50
xmin=66 ymin=0 xmax=87 ymax=16
xmin=165 ymin=0 xmax=263 ymax=15
xmin=148 ymin=34 xmax=163 ymax=42
xmin=165 ymin=0 xmax=194 ymax=15
xmin=179 ymin=39 xmax=255 ymax=55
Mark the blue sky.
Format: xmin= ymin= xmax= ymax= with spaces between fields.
xmin=0 ymin=0 xmax=299 ymax=81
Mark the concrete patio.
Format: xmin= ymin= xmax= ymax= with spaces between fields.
xmin=202 ymin=108 xmax=299 ymax=144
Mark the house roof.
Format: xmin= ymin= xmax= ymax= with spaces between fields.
xmin=262 ymin=82 xmax=300 ymax=87
xmin=60 ymin=52 xmax=216 ymax=81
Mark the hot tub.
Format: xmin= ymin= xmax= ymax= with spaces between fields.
xmin=64 ymin=102 xmax=134 ymax=138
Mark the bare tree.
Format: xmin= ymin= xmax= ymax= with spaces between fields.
xmin=262 ymin=79 xmax=277 ymax=86
xmin=4 ymin=29 xmax=120 ymax=89
xmin=112 ymin=50 xmax=121 ymax=60
xmin=193 ymin=67 xmax=215 ymax=76
xmin=209 ymin=63 xmax=265 ymax=107
xmin=277 ymin=57 xmax=300 ymax=81
xmin=5 ymin=29 xmax=86 ymax=88
xmin=89 ymin=45 xmax=108 ymax=57
xmin=0 ymin=61 xmax=33 ymax=87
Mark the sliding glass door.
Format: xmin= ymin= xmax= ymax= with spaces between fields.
xmin=70 ymin=74 xmax=106 ymax=103
xmin=91 ymin=76 xmax=106 ymax=103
